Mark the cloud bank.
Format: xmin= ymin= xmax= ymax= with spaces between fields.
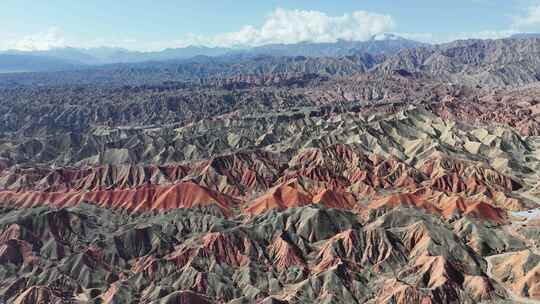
xmin=513 ymin=3 xmax=540 ymax=29
xmin=3 ymin=5 xmax=540 ymax=52
xmin=0 ymin=9 xmax=395 ymax=51
xmin=9 ymin=27 xmax=66 ymax=51
xmin=184 ymin=8 xmax=395 ymax=47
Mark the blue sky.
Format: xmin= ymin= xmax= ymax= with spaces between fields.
xmin=2 ymin=0 xmax=540 ymax=51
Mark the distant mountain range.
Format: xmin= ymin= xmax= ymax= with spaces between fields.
xmin=511 ymin=33 xmax=540 ymax=39
xmin=0 ymin=46 xmax=233 ymax=67
xmin=0 ymin=54 xmax=78 ymax=73
xmin=0 ymin=34 xmax=426 ymax=73
xmin=5 ymin=35 xmax=540 ymax=88
xmin=3 ymin=33 xmax=540 ymax=75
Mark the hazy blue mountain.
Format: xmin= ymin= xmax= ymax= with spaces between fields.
xmin=0 ymin=54 xmax=80 ymax=73
xmin=0 ymin=34 xmax=428 ymax=72
xmin=3 ymin=48 xmax=96 ymax=65
xmin=248 ymin=34 xmax=427 ymax=57
xmin=1 ymin=46 xmax=233 ymax=65
xmin=511 ymin=33 xmax=540 ymax=39
xmin=0 ymin=34 xmax=424 ymax=66
xmin=78 ymin=46 xmax=233 ymax=64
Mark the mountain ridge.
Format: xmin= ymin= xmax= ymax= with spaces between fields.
xmin=4 ymin=36 xmax=540 ymax=88
xmin=0 ymin=34 xmax=424 ymax=72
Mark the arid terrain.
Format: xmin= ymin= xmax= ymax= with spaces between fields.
xmin=0 ymin=37 xmax=540 ymax=304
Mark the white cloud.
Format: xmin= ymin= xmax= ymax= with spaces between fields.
xmin=176 ymin=8 xmax=518 ymax=48
xmin=0 ymin=7 xmax=530 ymax=52
xmin=400 ymin=1 xmax=540 ymax=45
xmin=11 ymin=27 xmax=66 ymax=51
xmin=0 ymin=9 xmax=394 ymax=51
xmin=183 ymin=8 xmax=395 ymax=47
xmin=513 ymin=3 xmax=540 ymax=29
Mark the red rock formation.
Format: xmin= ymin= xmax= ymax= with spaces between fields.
xmin=463 ymin=202 xmax=507 ymax=223
xmin=191 ymin=151 xmax=281 ymax=197
xmin=376 ymin=279 xmax=434 ymax=304
xmin=269 ymin=234 xmax=306 ymax=271
xmin=463 ymin=275 xmax=503 ymax=302
xmin=245 ymin=180 xmax=313 ymax=215
xmin=368 ymin=191 xmax=508 ymax=223
xmin=412 ymin=255 xmax=463 ymax=289
xmin=368 ymin=192 xmax=441 ymax=214
xmin=312 ymin=188 xmax=358 ymax=210
xmin=0 ymin=181 xmax=238 ymax=216
xmin=315 ymin=229 xmax=362 ymax=272
xmin=198 ymin=232 xmax=251 ymax=266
